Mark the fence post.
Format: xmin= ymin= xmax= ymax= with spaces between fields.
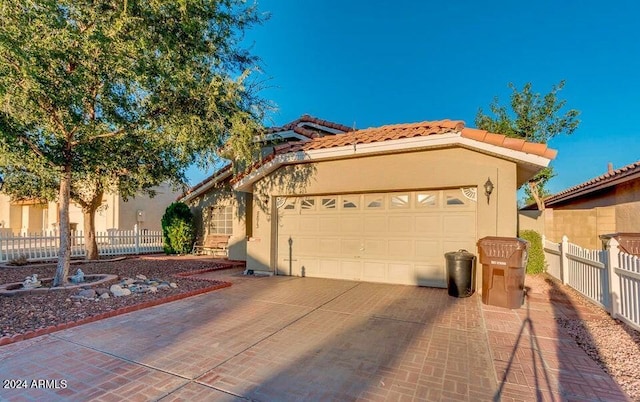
xmin=561 ymin=235 xmax=569 ymax=284
xmin=0 ymin=232 xmax=4 ymax=262
xmin=134 ymin=224 xmax=140 ymax=254
xmin=606 ymin=237 xmax=621 ymax=318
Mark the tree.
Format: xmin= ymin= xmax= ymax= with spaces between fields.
xmin=475 ymin=81 xmax=580 ymax=210
xmin=0 ymin=1 xmax=265 ymax=286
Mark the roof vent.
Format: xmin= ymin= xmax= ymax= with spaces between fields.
xmin=608 ymin=162 xmax=614 ymax=173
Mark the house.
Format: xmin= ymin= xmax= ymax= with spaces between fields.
xmin=182 ymin=115 xmax=555 ymax=288
xmin=0 ymin=182 xmax=181 ymax=236
xmin=519 ymin=161 xmax=640 ymax=249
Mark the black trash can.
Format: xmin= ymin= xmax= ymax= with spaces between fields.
xmin=445 ymin=250 xmax=476 ymax=298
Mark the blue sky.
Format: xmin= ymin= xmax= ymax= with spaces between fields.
xmin=188 ymin=1 xmax=640 ymax=196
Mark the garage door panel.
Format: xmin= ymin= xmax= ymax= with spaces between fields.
xmin=414 ymin=216 xmax=441 ymax=234
xmin=319 ymin=259 xmax=340 ymax=276
xmin=388 ymin=263 xmax=412 ymax=284
xmin=414 ymin=240 xmax=441 ymax=259
xmin=415 ymin=264 xmax=446 ymax=288
xmin=363 ymin=239 xmax=387 ymax=256
xmin=388 ymin=216 xmax=413 ymax=232
xmin=364 ymin=216 xmax=387 ymax=233
xmin=319 ymin=217 xmax=340 ymax=233
xmin=277 ymin=189 xmax=477 ymax=287
xmin=319 ymin=239 xmax=340 ymax=255
xmin=362 ymin=261 xmax=386 ymax=281
xmin=341 ymin=217 xmax=363 ymax=233
xmin=299 ymin=258 xmax=319 ymax=277
xmin=443 ymin=214 xmax=476 ymax=234
xmin=388 ymin=240 xmax=412 ymax=256
xmin=299 ymin=217 xmax=319 ymax=232
xmin=341 ymin=239 xmax=363 ymax=256
xmin=341 ymin=261 xmax=362 ymax=281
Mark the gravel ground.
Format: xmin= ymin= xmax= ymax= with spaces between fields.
xmin=0 ymin=255 xmax=232 ymax=339
xmin=534 ymin=275 xmax=640 ymax=401
xmin=1 ymin=259 xmax=638 ymax=399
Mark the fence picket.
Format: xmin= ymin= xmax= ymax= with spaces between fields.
xmin=544 ymin=235 xmax=640 ymax=332
xmin=0 ymin=228 xmax=163 ymax=264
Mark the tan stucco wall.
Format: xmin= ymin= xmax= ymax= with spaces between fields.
xmin=246 ymin=147 xmax=519 ymax=275
xmin=520 ymin=178 xmax=640 ymax=249
xmin=116 ymin=183 xmax=181 ymax=231
xmin=517 ymin=210 xmax=545 ymax=235
xmin=531 ymin=207 xmax=616 ymax=249
xmin=186 ymin=185 xmax=248 ymax=261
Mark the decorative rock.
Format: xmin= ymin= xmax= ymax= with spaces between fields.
xmin=78 ymin=289 xmax=96 ymax=299
xmin=149 ymin=286 xmax=157 ymax=294
xmin=136 ymin=274 xmax=147 ymax=281
xmin=23 ymin=274 xmax=42 ymax=289
xmin=70 ymin=268 xmax=85 ymax=284
xmin=170 ymin=283 xmax=178 ymax=289
xmin=122 ymin=278 xmax=135 ymax=286
xmin=157 ymin=283 xmax=170 ymax=290
xmin=99 ymin=292 xmax=110 ymax=299
xmin=110 ymin=284 xmax=132 ymax=297
xmin=95 ymin=288 xmax=110 ymax=296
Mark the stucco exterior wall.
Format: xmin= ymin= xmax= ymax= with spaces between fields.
xmin=246 ymin=147 xmax=519 ymax=274
xmin=186 ymin=185 xmax=248 ymax=261
xmin=117 ymin=183 xmax=181 ymax=231
xmin=518 ymin=210 xmax=545 ymax=235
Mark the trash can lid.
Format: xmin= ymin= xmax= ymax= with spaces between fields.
xmin=445 ymin=249 xmax=476 ymax=260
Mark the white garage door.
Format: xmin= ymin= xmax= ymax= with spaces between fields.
xmin=276 ymin=188 xmax=477 ymax=287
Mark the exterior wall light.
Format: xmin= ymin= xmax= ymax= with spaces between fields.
xmin=484 ymin=177 xmax=494 ymax=204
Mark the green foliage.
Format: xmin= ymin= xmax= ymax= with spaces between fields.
xmin=475 ymin=81 xmax=580 ymax=209
xmin=0 ymin=1 xmax=266 ymax=279
xmin=519 ymin=230 xmax=545 ymax=274
xmin=162 ymin=202 xmax=196 ymax=254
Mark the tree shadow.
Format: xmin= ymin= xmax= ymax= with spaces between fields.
xmin=492 ymin=286 xmax=556 ymax=401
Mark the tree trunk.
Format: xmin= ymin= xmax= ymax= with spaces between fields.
xmin=82 ymin=188 xmax=103 ymax=260
xmin=83 ymin=208 xmax=99 ymax=260
xmin=528 ymin=181 xmax=545 ymax=211
xmin=53 ymin=167 xmax=72 ymax=286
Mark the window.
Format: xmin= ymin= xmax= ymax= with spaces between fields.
xmin=342 ymin=196 xmax=359 ymax=209
xmin=301 ymin=198 xmax=315 ymax=211
xmin=321 ymin=197 xmax=336 ymax=209
xmin=416 ymin=192 xmax=437 ymax=207
xmin=390 ymin=194 xmax=410 ymax=208
xmin=365 ymin=194 xmax=384 ymax=209
xmin=283 ymin=199 xmax=296 ymax=210
xmin=209 ymin=205 xmax=233 ymax=235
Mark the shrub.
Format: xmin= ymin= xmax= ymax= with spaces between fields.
xmin=161 ymin=202 xmax=196 ymax=254
xmin=519 ymin=229 xmax=545 ymax=274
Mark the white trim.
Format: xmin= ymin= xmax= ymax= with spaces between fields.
xmin=233 ymin=132 xmax=553 ymax=192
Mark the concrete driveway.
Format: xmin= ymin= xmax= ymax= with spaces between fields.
xmin=0 ymin=268 xmax=630 ymax=401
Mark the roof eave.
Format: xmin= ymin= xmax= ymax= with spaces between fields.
xmin=233 ymin=133 xmax=553 ymax=192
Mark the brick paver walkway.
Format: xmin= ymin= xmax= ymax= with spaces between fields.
xmin=0 ymin=269 xmax=630 ymax=401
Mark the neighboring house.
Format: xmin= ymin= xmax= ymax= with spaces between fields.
xmin=0 ymin=182 xmax=181 ymax=235
xmin=182 ymin=115 xmax=555 ymax=289
xmin=519 ymin=161 xmax=640 ymax=249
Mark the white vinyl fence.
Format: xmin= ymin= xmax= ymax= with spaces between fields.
xmin=0 ymin=225 xmax=163 ymax=263
xmin=543 ymin=235 xmax=640 ymax=332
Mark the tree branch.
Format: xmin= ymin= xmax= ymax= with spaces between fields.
xmin=70 ymin=128 xmax=125 ymax=146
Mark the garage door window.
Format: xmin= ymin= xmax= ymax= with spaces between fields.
xmin=321 ymin=197 xmax=336 ymax=209
xmin=416 ymin=192 xmax=437 ymax=207
xmin=390 ymin=194 xmax=410 ymax=209
xmin=444 ymin=189 xmax=467 ymax=206
xmin=342 ymin=196 xmax=359 ymax=209
xmin=301 ymin=198 xmax=315 ymax=211
xmin=365 ymin=194 xmax=384 ymax=209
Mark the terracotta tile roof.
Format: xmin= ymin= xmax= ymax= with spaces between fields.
xmin=265 ymin=114 xmax=355 ymax=139
xmin=271 ymin=120 xmax=557 ymax=159
xmin=535 ymin=160 xmax=640 ymax=208
xmin=179 ymin=163 xmax=232 ymax=201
